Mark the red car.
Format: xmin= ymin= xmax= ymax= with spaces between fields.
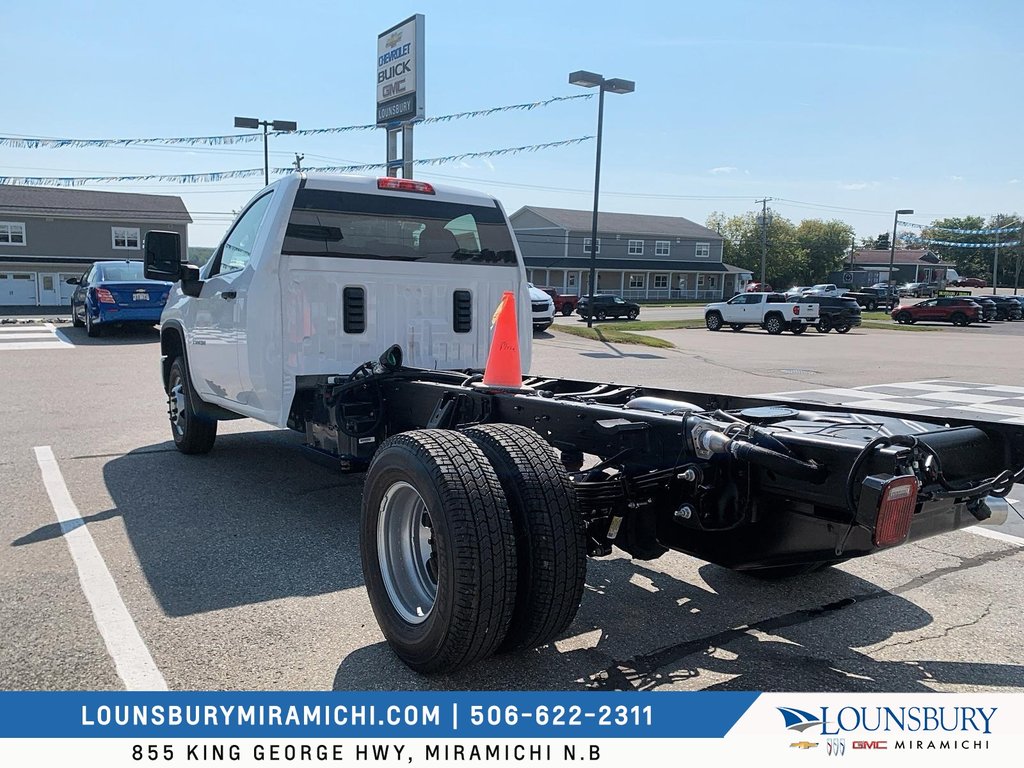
xmin=891 ymin=297 xmax=981 ymax=326
xmin=951 ymin=276 xmax=987 ymax=287
xmin=745 ymin=282 xmax=773 ymax=292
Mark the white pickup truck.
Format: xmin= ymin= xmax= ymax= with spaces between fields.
xmin=704 ymin=292 xmax=819 ymax=334
xmin=140 ymin=172 xmax=1018 ymax=675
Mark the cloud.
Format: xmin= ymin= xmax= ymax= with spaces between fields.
xmin=1009 ymin=179 xmax=1020 ymax=185
xmin=838 ymin=181 xmax=879 ymax=191
xmin=709 ymin=166 xmax=737 ymax=175
xmin=948 ymin=175 xmax=964 ymax=182
xmin=481 ymin=158 xmax=495 ymax=172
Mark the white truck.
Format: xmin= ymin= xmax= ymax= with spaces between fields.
xmin=704 ymin=292 xmax=819 ymax=334
xmin=142 ymin=173 xmax=1018 ymax=674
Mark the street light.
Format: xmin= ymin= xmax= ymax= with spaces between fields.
xmin=888 ymin=208 xmax=914 ymax=299
xmin=234 ymin=116 xmax=298 ymax=186
xmin=569 ymin=70 xmax=635 ymax=328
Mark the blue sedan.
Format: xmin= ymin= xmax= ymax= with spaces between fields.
xmin=68 ymin=261 xmax=173 ymax=337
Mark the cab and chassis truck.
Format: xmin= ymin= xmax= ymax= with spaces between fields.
xmin=144 ymin=173 xmax=1021 ymax=674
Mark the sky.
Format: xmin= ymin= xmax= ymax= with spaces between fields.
xmin=2 ymin=0 xmax=1022 ymax=246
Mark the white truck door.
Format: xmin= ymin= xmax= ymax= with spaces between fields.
xmin=720 ymin=295 xmax=745 ymax=322
xmin=186 ymin=193 xmax=274 ymax=403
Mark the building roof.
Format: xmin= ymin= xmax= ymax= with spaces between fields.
xmin=512 ymin=206 xmax=722 ymax=240
xmin=851 ymin=249 xmax=952 ymax=266
xmin=0 ymin=184 xmax=192 ymax=222
xmin=523 ymin=256 xmax=735 ymax=272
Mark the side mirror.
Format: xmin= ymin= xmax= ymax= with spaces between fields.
xmin=65 ymin=277 xmax=80 ymax=285
xmin=144 ymin=231 xmax=184 ymax=281
xmin=180 ymin=264 xmax=203 ymax=297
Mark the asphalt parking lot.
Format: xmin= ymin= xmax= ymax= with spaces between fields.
xmin=1 ymin=318 xmax=1022 ymax=693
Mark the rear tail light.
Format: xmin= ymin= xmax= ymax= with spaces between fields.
xmin=377 ymin=177 xmax=435 ymax=195
xmin=872 ymin=475 xmax=919 ymax=547
xmin=93 ymin=287 xmax=116 ymax=304
xmin=793 ymin=305 xmax=800 ymax=315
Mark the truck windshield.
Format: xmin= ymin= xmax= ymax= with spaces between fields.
xmin=283 ymin=188 xmax=518 ymax=266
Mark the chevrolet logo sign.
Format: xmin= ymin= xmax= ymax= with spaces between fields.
xmin=789 ymin=742 xmax=818 ymax=750
xmin=386 ymin=32 xmax=402 ymax=48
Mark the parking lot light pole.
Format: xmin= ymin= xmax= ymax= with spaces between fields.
xmin=234 ymin=116 xmax=298 ymax=186
xmin=569 ymin=70 xmax=635 ymax=328
xmin=889 ymin=208 xmax=914 ymax=299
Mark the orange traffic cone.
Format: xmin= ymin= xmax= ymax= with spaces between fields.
xmin=483 ymin=291 xmax=523 ymax=388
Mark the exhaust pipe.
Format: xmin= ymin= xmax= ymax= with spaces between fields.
xmin=976 ymin=496 xmax=1010 ymax=527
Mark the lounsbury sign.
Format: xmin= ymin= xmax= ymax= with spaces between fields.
xmin=376 ymin=14 xmax=425 ymax=125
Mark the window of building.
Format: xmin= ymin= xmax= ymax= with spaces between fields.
xmin=654 ymin=274 xmax=668 ymax=289
xmin=0 ymin=222 xmax=26 ymax=245
xmin=708 ymin=275 xmax=717 ymax=288
xmin=567 ymin=273 xmax=577 ymax=287
xmin=695 ymin=242 xmax=710 ymax=258
xmin=628 ymin=239 xmax=644 ymax=255
xmin=655 ymin=240 xmax=670 ymax=256
xmin=629 ymin=274 xmax=645 ymax=288
xmin=583 ymin=238 xmax=601 ymax=254
xmin=111 ymin=227 xmax=140 ymax=250
xmin=697 ymin=274 xmax=705 ymax=286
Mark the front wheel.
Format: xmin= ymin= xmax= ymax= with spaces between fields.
xmin=560 ymin=305 xmax=573 ymax=316
xmin=705 ymin=311 xmax=723 ymax=331
xmin=950 ymin=312 xmax=966 ymax=327
xmin=167 ymin=357 xmax=217 ymax=454
xmin=361 ymin=430 xmax=517 ymax=673
xmin=816 ymin=316 xmax=833 ymax=333
xmin=835 ymin=324 xmax=852 ymax=334
xmin=626 ymin=309 xmax=639 ymax=320
xmin=896 ymin=311 xmax=912 ymax=324
xmin=595 ymin=310 xmax=606 ymax=320
xmin=866 ymin=300 xmax=876 ymax=311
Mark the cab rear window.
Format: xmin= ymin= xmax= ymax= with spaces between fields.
xmin=283 ymin=188 xmax=518 ymax=266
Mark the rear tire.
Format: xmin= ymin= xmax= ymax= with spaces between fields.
xmin=790 ymin=324 xmax=806 ymax=335
xmin=463 ymin=425 xmax=586 ymax=653
xmin=361 ymin=430 xmax=517 ymax=673
xmin=951 ymin=312 xmax=966 ymax=327
xmin=167 ymin=357 xmax=217 ymax=454
xmin=729 ymin=323 xmax=744 ymax=332
xmin=595 ymin=309 xmax=607 ymax=320
xmin=866 ymin=300 xmax=876 ymax=311
xmin=705 ymin=311 xmax=723 ymax=331
xmin=835 ymin=324 xmax=852 ymax=334
xmin=816 ymin=317 xmax=832 ymax=333
xmin=85 ymin=311 xmax=101 ymax=337
xmin=764 ymin=314 xmax=784 ymax=335
xmin=72 ymin=303 xmax=85 ymax=328
xmin=627 ymin=309 xmax=639 ymax=320
xmin=561 ymin=305 xmax=573 ymax=316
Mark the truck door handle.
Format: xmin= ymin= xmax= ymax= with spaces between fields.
xmin=219 ymin=291 xmax=237 ymax=300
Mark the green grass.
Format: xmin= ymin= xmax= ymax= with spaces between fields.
xmin=634 ymin=300 xmax=708 ymax=307
xmin=552 ymin=324 xmax=676 ymax=348
xmin=859 ymin=319 xmax=938 ymax=332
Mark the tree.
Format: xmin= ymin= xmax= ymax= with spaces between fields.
xmin=795 ymin=219 xmax=855 ymax=283
xmin=707 ymin=209 xmax=807 ymax=287
xmin=920 ymin=216 xmax=987 ymax=277
xmin=873 ymin=232 xmax=890 ymax=250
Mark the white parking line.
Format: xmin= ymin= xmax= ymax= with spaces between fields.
xmin=32 ymin=446 xmax=167 ymax=691
xmin=0 ymin=323 xmax=73 ymax=350
xmin=968 ymin=527 xmax=1024 ymax=546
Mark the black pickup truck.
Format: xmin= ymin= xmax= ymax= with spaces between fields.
xmin=843 ymin=287 xmax=896 ymax=311
xmin=798 ymin=295 xmax=863 ymax=333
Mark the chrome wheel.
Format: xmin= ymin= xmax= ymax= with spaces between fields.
xmin=168 ymin=378 xmax=187 ymax=437
xmin=377 ymin=481 xmax=437 ymax=624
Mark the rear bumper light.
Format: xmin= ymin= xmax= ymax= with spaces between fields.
xmin=93 ymin=287 xmax=116 ymax=304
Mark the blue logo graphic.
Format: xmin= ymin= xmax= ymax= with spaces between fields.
xmin=777 ymin=707 xmax=824 ymax=733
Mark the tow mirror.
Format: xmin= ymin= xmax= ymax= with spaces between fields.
xmin=144 ymin=231 xmax=184 ymax=281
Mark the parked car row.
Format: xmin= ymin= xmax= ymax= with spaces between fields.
xmin=890 ymin=295 xmax=1023 ymax=326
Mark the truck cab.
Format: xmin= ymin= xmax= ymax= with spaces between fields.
xmin=146 ymin=174 xmax=533 ymax=429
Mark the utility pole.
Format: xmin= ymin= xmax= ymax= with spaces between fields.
xmin=993 ymin=222 xmax=1001 ymax=294
xmin=293 ymin=153 xmax=304 ymax=172
xmin=755 ymin=198 xmax=772 ymax=286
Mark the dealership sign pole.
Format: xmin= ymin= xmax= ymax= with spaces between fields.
xmin=378 ymin=14 xmax=425 ymax=178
